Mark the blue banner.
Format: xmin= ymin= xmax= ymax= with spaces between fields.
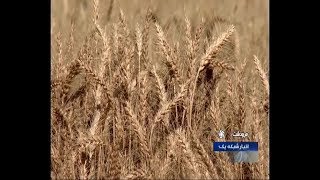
xmin=213 ymin=142 xmax=258 ymax=152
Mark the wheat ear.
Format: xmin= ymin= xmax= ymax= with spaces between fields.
xmin=253 ymin=55 xmax=269 ymax=96
xmin=189 ymin=25 xmax=235 ymax=130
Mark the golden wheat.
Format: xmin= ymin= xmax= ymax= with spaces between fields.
xmin=51 ymin=0 xmax=269 ymax=179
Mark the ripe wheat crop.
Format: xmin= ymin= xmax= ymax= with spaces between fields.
xmin=51 ymin=0 xmax=269 ymax=179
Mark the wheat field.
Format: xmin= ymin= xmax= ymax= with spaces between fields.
xmin=51 ymin=0 xmax=269 ymax=179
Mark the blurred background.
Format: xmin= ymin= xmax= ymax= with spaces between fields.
xmin=51 ymin=0 xmax=268 ymax=64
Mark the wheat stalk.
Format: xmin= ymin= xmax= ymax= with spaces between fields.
xmin=155 ymin=22 xmax=179 ymax=81
xmin=254 ymin=55 xmax=269 ymax=96
xmin=175 ymin=129 xmax=201 ymax=179
xmin=124 ymin=101 xmax=151 ymax=163
xmin=108 ymin=145 xmax=121 ymax=180
xmin=198 ymin=25 xmax=235 ymax=72
xmin=124 ymin=168 xmax=148 ymax=180
xmin=191 ymin=135 xmax=219 ymax=179
xmin=189 ymin=25 xmax=235 ymax=131
xmin=152 ymin=66 xmax=168 ymax=104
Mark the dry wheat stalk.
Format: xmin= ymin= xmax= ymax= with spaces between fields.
xmin=77 ymin=57 xmax=114 ymax=106
xmin=189 ymin=25 xmax=235 ymax=131
xmin=140 ymin=8 xmax=152 ymax=67
xmin=175 ymin=129 xmax=201 ymax=179
xmin=151 ymin=80 xmax=189 ymax=134
xmin=93 ymin=0 xmax=99 ymax=24
xmin=152 ymin=66 xmax=168 ymax=104
xmin=225 ymin=72 xmax=237 ymax=119
xmin=234 ymin=29 xmax=240 ymax=59
xmin=198 ymin=25 xmax=235 ymax=72
xmin=55 ymin=31 xmax=63 ymax=76
xmin=124 ymin=101 xmax=151 ymax=162
xmin=77 ymin=58 xmax=104 ymax=88
xmin=66 ymin=20 xmax=75 ymax=60
xmin=194 ymin=17 xmax=205 ymax=55
xmin=118 ymin=9 xmax=131 ymax=50
xmin=90 ymin=5 xmax=111 ymax=136
xmin=55 ymin=31 xmax=69 ymax=82
xmin=108 ymin=145 xmax=121 ymax=180
xmin=136 ymin=23 xmax=143 ymax=76
xmin=185 ymin=15 xmax=193 ymax=62
xmin=112 ymin=23 xmax=120 ymax=63
xmin=191 ymin=135 xmax=219 ymax=179
xmin=149 ymin=79 xmax=189 ymax=156
xmin=124 ymin=168 xmax=148 ymax=180
xmin=138 ymin=72 xmax=149 ymax=126
xmin=234 ymin=59 xmax=247 ymax=129
xmin=155 ymin=22 xmax=179 ymax=81
xmin=210 ymin=59 xmax=235 ymax=71
xmin=254 ymin=55 xmax=269 ymax=96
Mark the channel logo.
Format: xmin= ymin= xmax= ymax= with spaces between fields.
xmin=213 ymin=142 xmax=258 ymax=163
